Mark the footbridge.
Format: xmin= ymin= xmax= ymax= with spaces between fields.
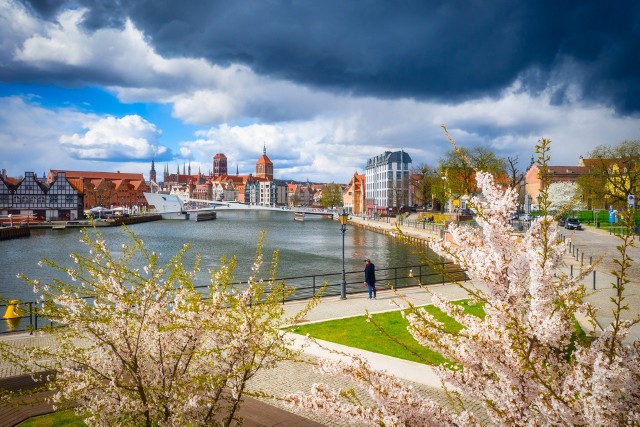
xmin=185 ymin=198 xmax=285 ymax=211
xmin=184 ymin=198 xmax=335 ymax=217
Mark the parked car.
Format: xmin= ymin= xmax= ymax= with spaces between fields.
xmin=518 ymin=213 xmax=531 ymax=221
xmin=565 ymin=218 xmax=582 ymax=230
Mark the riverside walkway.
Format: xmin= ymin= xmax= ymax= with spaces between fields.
xmin=1 ymin=215 xmax=638 ymax=426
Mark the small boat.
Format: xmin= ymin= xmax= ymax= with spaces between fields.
xmin=294 ymin=212 xmax=305 ymax=222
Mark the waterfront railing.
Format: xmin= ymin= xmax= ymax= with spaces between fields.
xmin=0 ymin=261 xmax=467 ymax=335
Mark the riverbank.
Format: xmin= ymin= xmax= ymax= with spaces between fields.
xmin=0 ymin=227 xmax=30 ymax=241
xmin=0 ymin=215 xmax=163 ymax=241
xmin=347 ymin=213 xmax=443 ymax=244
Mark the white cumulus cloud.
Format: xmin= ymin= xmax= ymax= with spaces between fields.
xmin=59 ymin=115 xmax=165 ymax=161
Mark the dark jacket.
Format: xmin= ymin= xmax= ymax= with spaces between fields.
xmin=364 ymin=262 xmax=376 ymax=286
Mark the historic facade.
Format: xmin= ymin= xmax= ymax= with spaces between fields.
xmin=255 ymin=144 xmax=274 ymax=181
xmin=343 ymin=172 xmax=366 ymax=215
xmin=213 ymin=153 xmax=228 ymax=177
xmin=48 ymin=170 xmax=150 ymax=210
xmin=0 ymin=171 xmax=83 ymax=221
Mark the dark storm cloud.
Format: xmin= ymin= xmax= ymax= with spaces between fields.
xmin=17 ymin=0 xmax=640 ymax=113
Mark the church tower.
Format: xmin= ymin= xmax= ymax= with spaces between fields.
xmin=255 ymin=143 xmax=273 ymax=180
xmin=213 ymin=153 xmax=228 ymax=177
xmin=149 ymin=158 xmax=156 ymax=183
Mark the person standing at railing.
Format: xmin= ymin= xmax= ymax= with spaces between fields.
xmin=364 ymin=258 xmax=377 ymax=299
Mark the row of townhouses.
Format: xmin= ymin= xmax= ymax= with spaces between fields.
xmin=0 ymin=147 xmax=415 ymax=221
xmin=0 ymin=169 xmax=150 ymax=221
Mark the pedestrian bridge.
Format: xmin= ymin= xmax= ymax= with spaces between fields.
xmin=184 ymin=198 xmax=335 ymax=217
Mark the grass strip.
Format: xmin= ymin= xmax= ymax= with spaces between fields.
xmin=18 ymin=409 xmax=87 ymax=426
xmin=289 ymin=299 xmax=484 ymax=365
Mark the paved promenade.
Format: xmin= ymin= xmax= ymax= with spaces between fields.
xmin=1 ymin=216 xmax=638 ymax=426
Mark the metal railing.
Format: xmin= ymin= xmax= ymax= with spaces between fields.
xmin=1 ymin=262 xmax=468 ymax=335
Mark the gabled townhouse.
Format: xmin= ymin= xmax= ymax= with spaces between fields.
xmin=343 ymin=172 xmax=366 ymax=215
xmin=0 ymin=170 xmax=83 ymax=221
xmin=0 ymin=171 xmax=13 ymax=213
xmin=49 ymin=170 xmax=150 ymax=210
xmin=287 ymin=183 xmax=299 ymax=207
xmin=524 ymin=163 xmax=588 ymax=210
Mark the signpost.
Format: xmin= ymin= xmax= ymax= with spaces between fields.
xmin=628 ymin=194 xmax=635 ymax=208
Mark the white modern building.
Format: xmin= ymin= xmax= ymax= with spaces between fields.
xmin=365 ymin=150 xmax=412 ymax=215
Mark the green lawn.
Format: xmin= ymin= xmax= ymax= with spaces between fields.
xmin=289 ymin=300 xmax=484 ymax=365
xmin=18 ymin=409 xmax=87 ymax=427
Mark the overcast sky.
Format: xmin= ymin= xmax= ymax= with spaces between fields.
xmin=1 ymin=0 xmax=639 ymax=183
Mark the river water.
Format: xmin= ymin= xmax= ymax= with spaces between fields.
xmin=1 ymin=210 xmax=432 ymax=303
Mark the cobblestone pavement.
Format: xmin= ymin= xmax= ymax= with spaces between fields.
xmin=559 ymin=225 xmax=640 ymax=284
xmin=247 ymin=356 xmax=488 ymax=426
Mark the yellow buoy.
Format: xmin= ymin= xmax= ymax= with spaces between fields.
xmin=3 ymin=300 xmax=22 ymax=319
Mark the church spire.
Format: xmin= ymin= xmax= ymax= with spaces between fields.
xmin=149 ymin=157 xmax=157 ymax=183
xmin=263 ymin=142 xmax=266 ymax=155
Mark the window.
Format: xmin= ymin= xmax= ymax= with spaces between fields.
xmin=49 ymin=194 xmax=58 ymax=204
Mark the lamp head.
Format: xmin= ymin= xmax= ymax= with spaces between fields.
xmin=339 ymin=211 xmax=348 ymax=225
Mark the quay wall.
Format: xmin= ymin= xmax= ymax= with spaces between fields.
xmin=108 ymin=214 xmax=162 ymax=226
xmin=0 ymin=215 xmax=162 ymax=241
xmin=347 ymin=217 xmax=442 ymax=247
xmin=0 ymin=227 xmax=30 ymax=241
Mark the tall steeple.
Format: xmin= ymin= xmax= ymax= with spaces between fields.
xmin=150 ymin=157 xmax=157 ymax=183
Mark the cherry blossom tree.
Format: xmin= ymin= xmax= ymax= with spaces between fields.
xmin=285 ymin=136 xmax=640 ymax=426
xmin=547 ymin=181 xmax=586 ymax=212
xmin=2 ymin=227 xmax=316 ymax=426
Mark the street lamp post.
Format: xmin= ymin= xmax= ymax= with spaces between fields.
xmin=339 ymin=210 xmax=349 ymax=299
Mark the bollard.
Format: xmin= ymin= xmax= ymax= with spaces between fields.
xmin=3 ymin=300 xmax=22 ymax=319
xmin=593 ymin=271 xmax=596 ymax=290
xmin=570 ymin=265 xmax=573 ymax=278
